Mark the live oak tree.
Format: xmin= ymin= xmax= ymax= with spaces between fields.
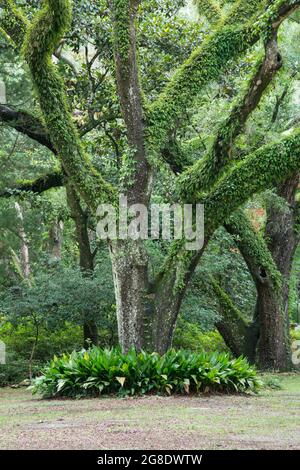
xmin=1 ymin=0 xmax=300 ymax=370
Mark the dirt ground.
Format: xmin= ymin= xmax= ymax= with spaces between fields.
xmin=0 ymin=374 xmax=299 ymax=450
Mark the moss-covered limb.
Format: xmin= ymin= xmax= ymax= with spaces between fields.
xmin=111 ymin=0 xmax=150 ymax=203
xmin=225 ymin=209 xmax=281 ymax=289
xmin=225 ymin=0 xmax=266 ymax=26
xmin=0 ymin=0 xmax=28 ymax=48
xmin=209 ymin=276 xmax=253 ymax=357
xmin=179 ymin=33 xmax=282 ymax=194
xmin=163 ymin=127 xmax=300 ymax=280
xmin=190 ymin=125 xmax=300 ymax=231
xmin=0 ymin=170 xmax=64 ymax=197
xmin=0 ymin=104 xmax=55 ymax=153
xmin=0 ymin=103 xmax=100 ymax=153
xmin=194 ymin=0 xmax=224 ymax=24
xmin=22 ymin=0 xmax=116 ymax=211
xmin=145 ymin=0 xmax=297 ymax=163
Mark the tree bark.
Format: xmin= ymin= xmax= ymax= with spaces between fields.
xmin=257 ymin=174 xmax=300 ymax=370
xmin=109 ymin=240 xmax=150 ymax=352
xmin=66 ymin=185 xmax=99 ymax=348
xmin=14 ymin=202 xmax=30 ymax=280
xmin=48 ymin=218 xmax=64 ymax=262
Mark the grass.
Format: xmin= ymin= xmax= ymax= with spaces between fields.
xmin=0 ymin=373 xmax=299 ymax=449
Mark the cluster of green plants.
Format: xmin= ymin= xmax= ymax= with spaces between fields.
xmin=0 ymin=321 xmax=83 ymax=386
xmin=173 ymin=319 xmax=228 ymax=352
xmin=31 ymin=347 xmax=262 ymax=398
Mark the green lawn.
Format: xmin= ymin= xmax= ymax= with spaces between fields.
xmin=0 ymin=374 xmax=299 ymax=450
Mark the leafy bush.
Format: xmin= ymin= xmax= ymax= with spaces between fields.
xmin=173 ymin=319 xmax=228 ymax=352
xmin=0 ymin=353 xmax=41 ymax=387
xmin=31 ymin=347 xmax=262 ymax=398
xmin=291 ymin=327 xmax=300 ymax=341
xmin=0 ymin=321 xmax=83 ymax=363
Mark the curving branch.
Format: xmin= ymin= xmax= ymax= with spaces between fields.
xmin=0 ymin=0 xmax=28 ymax=47
xmin=22 ymin=0 xmax=116 ymax=211
xmin=0 ymin=104 xmax=55 ymax=152
xmin=0 ymin=171 xmax=64 ymax=197
xmin=145 ymin=0 xmax=299 ymax=163
xmin=178 ymin=31 xmax=283 ymax=195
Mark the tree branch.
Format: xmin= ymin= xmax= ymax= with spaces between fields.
xmin=146 ymin=0 xmax=299 ymax=163
xmin=225 ymin=209 xmax=281 ymax=289
xmin=0 ymin=0 xmax=28 ymax=48
xmin=22 ymin=0 xmax=116 ymax=210
xmin=0 ymin=171 xmax=64 ymax=197
xmin=112 ymin=0 xmax=150 ymax=204
xmin=0 ymin=104 xmax=55 ymax=152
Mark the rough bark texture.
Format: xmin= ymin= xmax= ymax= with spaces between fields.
xmin=109 ymin=1 xmax=153 ymax=352
xmin=14 ymin=202 xmax=30 ymax=279
xmin=109 ymin=240 xmax=150 ymax=352
xmin=257 ymin=174 xmax=300 ymax=370
xmin=48 ymin=218 xmax=64 ymax=262
xmin=210 ymin=278 xmax=259 ymax=361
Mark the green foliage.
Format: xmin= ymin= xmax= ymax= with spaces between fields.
xmin=22 ymin=0 xmax=115 ymax=210
xmin=0 ymin=355 xmax=38 ymax=387
xmin=291 ymin=328 xmax=300 ymax=340
xmin=0 ymin=321 xmax=83 ymax=385
xmin=0 ymin=264 xmax=115 ymax=330
xmin=31 ymin=346 xmax=262 ymax=398
xmin=173 ymin=318 xmax=228 ymax=352
xmin=0 ymin=321 xmax=83 ymax=362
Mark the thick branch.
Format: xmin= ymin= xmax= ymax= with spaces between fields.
xmin=0 ymin=104 xmax=55 ymax=152
xmin=112 ymin=0 xmax=150 ymax=204
xmin=180 ymin=32 xmax=283 ymax=194
xmin=0 ymin=0 xmax=28 ymax=47
xmin=146 ymin=0 xmax=298 ymax=162
xmin=23 ymin=0 xmax=116 ymax=211
xmin=202 ymin=127 xmax=300 ymax=235
xmin=225 ymin=209 xmax=281 ymax=289
xmin=0 ymin=171 xmax=64 ymax=197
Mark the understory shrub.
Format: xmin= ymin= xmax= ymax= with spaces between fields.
xmin=173 ymin=319 xmax=228 ymax=352
xmin=0 ymin=356 xmax=41 ymax=387
xmin=31 ymin=347 xmax=262 ymax=398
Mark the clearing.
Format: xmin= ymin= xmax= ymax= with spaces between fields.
xmin=0 ymin=374 xmax=299 ymax=450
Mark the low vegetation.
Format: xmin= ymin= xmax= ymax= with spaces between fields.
xmin=31 ymin=347 xmax=262 ymax=398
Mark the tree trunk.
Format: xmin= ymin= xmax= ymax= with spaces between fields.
xmin=256 ymin=280 xmax=289 ymax=370
xmin=256 ymin=174 xmax=299 ymax=370
xmin=48 ymin=218 xmax=64 ymax=262
xmin=109 ymin=240 xmax=150 ymax=353
xmin=66 ymin=185 xmax=99 ymax=348
xmin=15 ymin=202 xmax=30 ymax=279
xmin=210 ymin=278 xmax=259 ymax=361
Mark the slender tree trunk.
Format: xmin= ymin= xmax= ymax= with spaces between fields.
xmin=210 ymin=278 xmax=259 ymax=362
xmin=48 ymin=218 xmax=64 ymax=261
xmin=15 ymin=202 xmax=30 ymax=279
xmin=66 ymin=185 xmax=99 ymax=348
xmin=152 ymin=271 xmax=184 ymax=354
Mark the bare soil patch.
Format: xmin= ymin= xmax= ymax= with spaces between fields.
xmin=0 ymin=375 xmax=299 ymax=450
